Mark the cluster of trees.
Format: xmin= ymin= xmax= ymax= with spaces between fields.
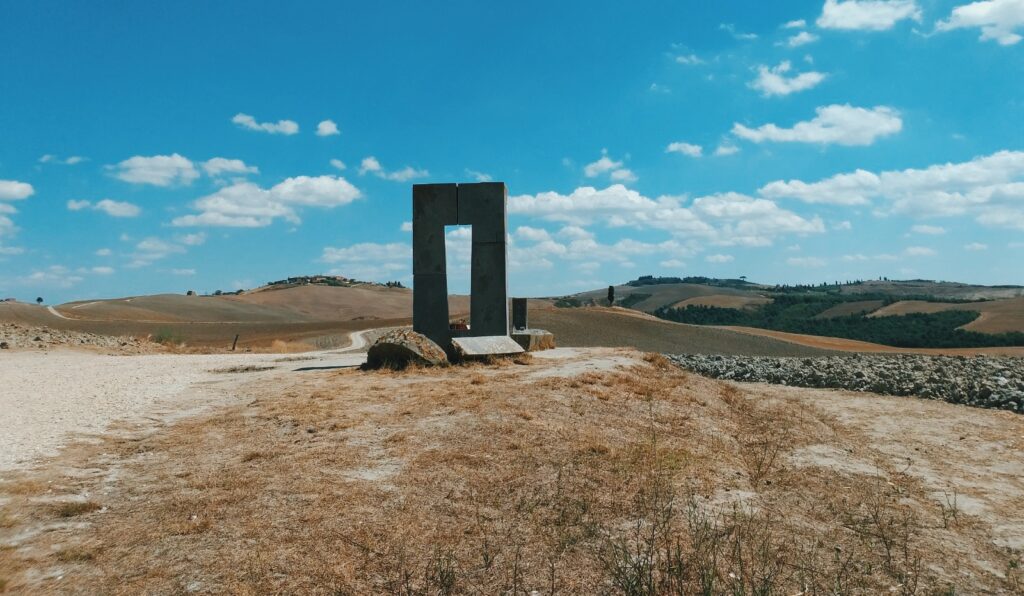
xmin=625 ymin=275 xmax=752 ymax=288
xmin=654 ymin=294 xmax=1024 ymax=348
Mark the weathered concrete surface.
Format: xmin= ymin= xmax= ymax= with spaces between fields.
xmin=451 ymin=335 xmax=524 ymax=359
xmin=365 ymin=329 xmax=449 ymax=369
xmin=511 ymin=298 xmax=528 ymax=331
xmin=412 ymin=181 xmax=510 ymax=349
xmin=511 ymin=329 xmax=556 ymax=352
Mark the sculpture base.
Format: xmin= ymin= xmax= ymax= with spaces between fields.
xmin=511 ymin=329 xmax=556 ymax=352
xmin=451 ymin=335 xmax=525 ymax=360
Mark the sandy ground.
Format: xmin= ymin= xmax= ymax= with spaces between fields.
xmin=0 ymin=330 xmax=371 ymax=470
xmin=0 ymin=346 xmax=1022 ymax=592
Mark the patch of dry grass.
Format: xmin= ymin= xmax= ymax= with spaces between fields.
xmin=52 ymin=501 xmax=102 ymax=518
xmin=0 ymin=351 xmax=1019 ymax=593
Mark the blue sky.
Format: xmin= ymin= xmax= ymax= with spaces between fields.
xmin=1 ymin=0 xmax=1023 ymax=303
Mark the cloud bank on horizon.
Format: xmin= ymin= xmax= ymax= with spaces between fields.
xmin=1 ymin=0 xmax=1023 ymax=301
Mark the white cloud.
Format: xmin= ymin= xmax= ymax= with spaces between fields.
xmin=964 ymin=242 xmax=989 ymax=250
xmin=39 ymin=154 xmax=84 ymax=165
xmin=400 ymin=221 xmax=413 ymax=232
xmin=660 ymin=259 xmax=686 ymax=268
xmin=750 ymin=61 xmax=826 ymax=96
xmin=833 ymin=220 xmax=853 ymax=230
xmin=733 ymin=104 xmax=902 ymax=146
xmin=817 ymin=0 xmax=922 ymax=30
xmin=905 ymin=246 xmax=937 ymax=256
xmin=358 ymin=156 xmax=428 ymax=181
xmin=759 ymin=150 xmax=1024 ymax=228
xmin=16 ymin=265 xmax=84 ymax=288
xmin=720 ymin=23 xmax=758 ymax=39
xmin=232 ymin=113 xmax=299 ymax=135
xmin=584 ymin=150 xmax=636 ymax=183
xmin=172 ymin=175 xmax=361 ymax=227
xmin=675 ymin=54 xmax=704 ymax=65
xmin=666 ymin=142 xmax=703 ymax=157
xmin=176 ymin=232 xmax=206 ymax=246
xmin=316 ymin=119 xmax=340 ymax=136
xmin=172 ymin=268 xmax=196 ymax=276
xmin=911 ymin=224 xmax=946 ymax=234
xmin=714 ymin=143 xmax=740 ymax=156
xmin=95 ymin=248 xmax=112 ymax=256
xmin=706 ymin=254 xmax=735 ymax=263
xmin=202 ymin=157 xmax=258 ymax=177
xmin=0 ymin=245 xmax=24 ymax=256
xmin=330 ymin=159 xmax=347 ymax=171
xmin=787 ymin=256 xmax=827 ymax=267
xmin=785 ymin=31 xmax=820 ymax=46
xmin=510 ymin=185 xmax=824 ymax=247
xmin=91 ymin=266 xmax=115 ymax=275
xmin=111 ymin=153 xmax=199 ymax=186
xmin=466 ymin=169 xmax=493 ymax=182
xmin=94 ymin=199 xmax=140 ymax=218
xmin=784 ymin=19 xmax=808 ymax=28
xmin=66 ymin=199 xmax=141 ymax=217
xmin=0 ymin=180 xmax=34 ymax=200
xmin=936 ymin=0 xmax=1024 ymax=45
xmin=320 ymin=242 xmax=410 ymax=281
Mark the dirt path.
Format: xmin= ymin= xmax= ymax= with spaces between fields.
xmin=0 ymin=349 xmax=366 ymax=471
xmin=45 ymin=306 xmax=70 ymax=320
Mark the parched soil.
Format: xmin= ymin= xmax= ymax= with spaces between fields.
xmin=531 ymin=307 xmax=831 ymax=356
xmin=869 ymin=298 xmax=1024 ymax=334
xmin=0 ymin=349 xmax=1021 ymax=593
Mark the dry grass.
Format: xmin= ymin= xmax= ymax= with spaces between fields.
xmin=0 ymin=349 xmax=1020 ymax=593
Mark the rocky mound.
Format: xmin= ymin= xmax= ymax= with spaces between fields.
xmin=364 ymin=329 xmax=448 ymax=369
xmin=667 ymin=353 xmax=1024 ymax=413
xmin=0 ymin=323 xmax=152 ymax=354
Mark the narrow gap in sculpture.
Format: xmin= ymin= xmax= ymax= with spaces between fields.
xmin=444 ymin=225 xmax=472 ymax=327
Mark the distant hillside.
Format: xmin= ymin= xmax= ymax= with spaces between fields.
xmin=564 ymin=276 xmax=1024 ymax=347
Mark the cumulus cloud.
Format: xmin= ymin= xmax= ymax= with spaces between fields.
xmin=0 ymin=180 xmax=34 ymax=200
xmin=95 ymin=248 xmax=112 ymax=256
xmin=758 ymin=150 xmax=1024 ymax=229
xmin=15 ymin=265 xmax=84 ymax=288
xmin=510 ymin=185 xmax=824 ymax=247
xmin=66 ymin=199 xmax=141 ymax=217
xmin=111 ymin=153 xmax=199 ymax=186
xmin=90 ymin=266 xmax=115 ymax=275
xmin=316 ymin=119 xmax=340 ymax=136
xmin=39 ymin=154 xmax=85 ymax=165
xmin=666 ymin=142 xmax=703 ymax=157
xmin=172 ymin=175 xmax=361 ymax=227
xmin=935 ymin=0 xmax=1024 ymax=45
xmin=911 ymin=224 xmax=946 ymax=234
xmin=784 ymin=19 xmax=808 ymax=28
xmin=358 ymin=156 xmax=428 ymax=182
xmin=202 ymin=157 xmax=258 ymax=177
xmin=675 ymin=54 xmax=704 ymax=65
xmin=330 ymin=159 xmax=347 ymax=171
xmin=172 ymin=268 xmax=196 ymax=276
xmin=176 ymin=232 xmax=206 ymax=246
xmin=706 ymin=254 xmax=735 ymax=263
xmin=714 ymin=143 xmax=741 ymax=156
xmin=905 ymin=246 xmax=937 ymax=256
xmin=750 ymin=61 xmax=826 ymax=96
xmin=466 ymin=169 xmax=493 ymax=182
xmin=817 ymin=0 xmax=922 ymax=30
xmin=720 ymin=23 xmax=758 ymax=39
xmin=320 ymin=242 xmax=411 ymax=280
xmin=964 ymin=242 xmax=989 ymax=250
xmin=583 ymin=150 xmax=636 ymax=183
xmin=784 ymin=31 xmax=820 ymax=46
xmin=732 ymin=104 xmax=902 ymax=146
xmin=232 ymin=113 xmax=299 ymax=135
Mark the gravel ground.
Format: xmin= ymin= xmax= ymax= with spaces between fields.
xmin=0 ymin=322 xmax=151 ymax=353
xmin=667 ymin=353 xmax=1024 ymax=413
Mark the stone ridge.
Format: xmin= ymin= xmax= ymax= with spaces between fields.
xmin=667 ymin=353 xmax=1024 ymax=413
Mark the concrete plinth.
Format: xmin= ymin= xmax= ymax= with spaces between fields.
xmin=511 ymin=329 xmax=556 ymax=352
xmin=451 ymin=335 xmax=524 ymax=359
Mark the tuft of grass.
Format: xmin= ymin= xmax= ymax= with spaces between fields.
xmin=151 ymin=328 xmax=184 ymax=346
xmin=53 ymin=501 xmax=102 ymax=518
xmin=55 ymin=547 xmax=96 ymax=563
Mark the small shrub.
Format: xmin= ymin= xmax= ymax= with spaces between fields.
xmin=53 ymin=501 xmax=102 ymax=518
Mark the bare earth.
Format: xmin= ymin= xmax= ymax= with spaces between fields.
xmin=1 ymin=346 xmax=1022 ymax=593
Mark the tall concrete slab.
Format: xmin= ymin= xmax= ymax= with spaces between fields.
xmin=469 ymin=241 xmax=508 ymax=336
xmin=412 ymin=184 xmax=458 ymax=347
xmin=511 ymin=298 xmax=528 ymax=330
